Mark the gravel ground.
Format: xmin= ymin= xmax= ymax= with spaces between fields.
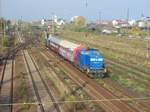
xmin=0 ymin=60 xmax=13 ymax=112
xmin=13 ymin=51 xmax=37 ymax=112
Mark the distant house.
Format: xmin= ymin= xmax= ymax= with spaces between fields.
xmin=112 ymin=19 xmax=129 ymax=28
xmin=56 ymin=19 xmax=65 ymax=26
xmin=41 ymin=19 xmax=45 ymax=25
xmin=137 ymin=15 xmax=150 ymax=29
xmin=86 ymin=23 xmax=97 ymax=29
xmin=146 ymin=17 xmax=150 ymax=22
xmin=102 ymin=29 xmax=118 ymax=35
xmin=102 ymin=29 xmax=112 ymax=34
xmin=54 ymin=15 xmax=65 ymax=28
xmin=32 ymin=20 xmax=41 ymax=25
xmin=96 ymin=20 xmax=110 ymax=25
xmin=128 ymin=20 xmax=137 ymax=26
xmin=138 ymin=21 xmax=146 ymax=28
xmin=112 ymin=20 xmax=119 ymax=26
xmin=11 ymin=20 xmax=18 ymax=25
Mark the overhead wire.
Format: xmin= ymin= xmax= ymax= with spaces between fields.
xmin=0 ymin=97 xmax=150 ymax=106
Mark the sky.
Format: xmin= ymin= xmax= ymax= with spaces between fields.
xmin=1 ymin=0 xmax=150 ymax=21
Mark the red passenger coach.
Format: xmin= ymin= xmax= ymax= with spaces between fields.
xmin=47 ymin=35 xmax=84 ymax=63
xmin=58 ymin=40 xmax=82 ymax=62
xmin=47 ymin=36 xmax=60 ymax=53
xmin=50 ymin=42 xmax=60 ymax=53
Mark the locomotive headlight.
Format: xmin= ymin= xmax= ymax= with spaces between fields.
xmin=90 ymin=58 xmax=96 ymax=61
xmin=98 ymin=58 xmax=103 ymax=61
xmin=90 ymin=58 xmax=103 ymax=61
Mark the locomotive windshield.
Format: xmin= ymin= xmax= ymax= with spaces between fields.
xmin=93 ymin=50 xmax=100 ymax=55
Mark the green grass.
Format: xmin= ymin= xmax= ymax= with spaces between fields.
xmin=20 ymin=79 xmax=30 ymax=110
xmin=113 ymin=75 xmax=146 ymax=93
xmin=2 ymin=36 xmax=9 ymax=47
xmin=112 ymin=75 xmax=120 ymax=81
xmin=58 ymin=31 xmax=150 ymax=92
xmin=145 ymin=77 xmax=150 ymax=81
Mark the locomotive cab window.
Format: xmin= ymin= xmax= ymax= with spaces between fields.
xmin=93 ymin=50 xmax=100 ymax=55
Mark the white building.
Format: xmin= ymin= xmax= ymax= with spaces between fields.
xmin=112 ymin=20 xmax=119 ymax=26
xmin=54 ymin=15 xmax=65 ymax=27
xmin=112 ymin=19 xmax=130 ymax=28
xmin=138 ymin=21 xmax=146 ymax=28
xmin=41 ymin=19 xmax=45 ymax=25
xmin=128 ymin=20 xmax=137 ymax=26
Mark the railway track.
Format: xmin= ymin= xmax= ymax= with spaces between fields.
xmin=43 ymin=47 xmax=139 ymax=112
xmin=108 ymin=65 xmax=150 ymax=91
xmin=61 ymin=35 xmax=150 ymax=82
xmin=107 ymin=58 xmax=150 ymax=78
xmin=57 ymin=35 xmax=150 ymax=100
xmin=108 ymin=66 xmax=150 ymax=97
xmin=102 ymin=78 xmax=150 ymax=112
xmin=73 ymin=35 xmax=150 ymax=63
xmin=107 ymin=59 xmax=150 ymax=86
xmin=32 ymin=49 xmax=102 ymax=112
xmin=0 ymin=58 xmax=14 ymax=112
xmin=22 ymin=50 xmax=62 ymax=112
xmin=105 ymin=66 xmax=150 ymax=111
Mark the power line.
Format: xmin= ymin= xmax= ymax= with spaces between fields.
xmin=0 ymin=97 xmax=150 ymax=106
xmin=0 ymin=0 xmax=3 ymax=49
xmin=126 ymin=8 xmax=129 ymax=21
xmin=98 ymin=11 xmax=101 ymax=24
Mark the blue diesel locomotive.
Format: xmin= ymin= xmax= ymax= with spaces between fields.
xmin=46 ymin=35 xmax=107 ymax=78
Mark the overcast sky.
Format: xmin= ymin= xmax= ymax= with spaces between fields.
xmin=1 ymin=0 xmax=150 ymax=21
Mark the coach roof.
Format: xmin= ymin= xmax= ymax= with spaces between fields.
xmin=48 ymin=35 xmax=80 ymax=51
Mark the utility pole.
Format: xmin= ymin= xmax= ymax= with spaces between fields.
xmin=20 ymin=16 xmax=22 ymax=37
xmin=51 ymin=13 xmax=55 ymax=35
xmin=85 ymin=0 xmax=88 ymax=8
xmin=126 ymin=8 xmax=129 ymax=21
xmin=3 ymin=19 xmax=5 ymax=44
xmin=0 ymin=0 xmax=3 ymax=51
xmin=0 ymin=0 xmax=1 ymax=18
xmin=146 ymin=39 xmax=149 ymax=58
xmin=1 ymin=2 xmax=6 ymax=48
xmin=99 ymin=11 xmax=101 ymax=24
xmin=0 ymin=0 xmax=1 ymax=17
xmin=146 ymin=22 xmax=149 ymax=58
